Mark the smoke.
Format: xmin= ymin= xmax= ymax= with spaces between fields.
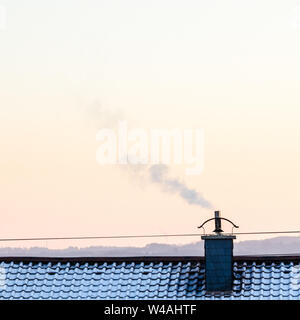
xmin=91 ymin=103 xmax=213 ymax=209
xmin=87 ymin=101 xmax=124 ymax=129
xmin=149 ymin=164 xmax=213 ymax=209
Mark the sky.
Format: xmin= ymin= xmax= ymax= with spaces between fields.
xmin=0 ymin=0 xmax=300 ymax=249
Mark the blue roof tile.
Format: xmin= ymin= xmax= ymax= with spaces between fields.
xmin=0 ymin=257 xmax=300 ymax=299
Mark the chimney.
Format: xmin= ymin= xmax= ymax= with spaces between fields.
xmin=199 ymin=211 xmax=238 ymax=292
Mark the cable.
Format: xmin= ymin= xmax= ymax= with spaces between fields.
xmin=0 ymin=233 xmax=198 ymax=242
xmin=234 ymin=231 xmax=300 ymax=235
xmin=0 ymin=230 xmax=300 ymax=242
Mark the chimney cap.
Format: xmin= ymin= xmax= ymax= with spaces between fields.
xmin=201 ymin=234 xmax=236 ymax=240
xmin=198 ymin=210 xmax=239 ymax=236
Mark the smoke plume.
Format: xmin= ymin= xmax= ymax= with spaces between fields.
xmin=91 ymin=103 xmax=213 ymax=209
xmin=149 ymin=164 xmax=213 ymax=209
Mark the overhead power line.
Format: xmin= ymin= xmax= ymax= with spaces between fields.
xmin=0 ymin=230 xmax=300 ymax=242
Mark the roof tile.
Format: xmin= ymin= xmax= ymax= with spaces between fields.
xmin=0 ymin=257 xmax=300 ymax=299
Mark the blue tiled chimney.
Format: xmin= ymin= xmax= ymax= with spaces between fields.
xmin=200 ymin=211 xmax=237 ymax=292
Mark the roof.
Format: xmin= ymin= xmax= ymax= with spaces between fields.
xmin=0 ymin=256 xmax=300 ymax=300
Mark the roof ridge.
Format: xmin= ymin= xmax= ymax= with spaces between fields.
xmin=1 ymin=255 xmax=300 ymax=263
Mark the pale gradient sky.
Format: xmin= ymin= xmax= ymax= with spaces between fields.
xmin=0 ymin=0 xmax=300 ymax=249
